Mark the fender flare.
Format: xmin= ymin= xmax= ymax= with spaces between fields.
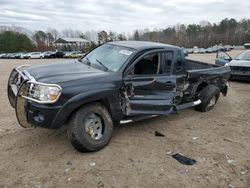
xmin=50 ymin=89 xmax=120 ymax=129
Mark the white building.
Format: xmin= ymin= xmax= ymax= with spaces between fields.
xmin=54 ymin=38 xmax=90 ymax=51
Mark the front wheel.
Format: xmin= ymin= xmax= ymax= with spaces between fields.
xmin=67 ymin=103 xmax=113 ymax=152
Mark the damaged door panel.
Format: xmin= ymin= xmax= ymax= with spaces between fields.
xmin=123 ymin=75 xmax=176 ymax=115
xmin=122 ymin=50 xmax=177 ymax=115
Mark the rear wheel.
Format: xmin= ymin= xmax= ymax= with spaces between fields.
xmin=67 ymin=103 xmax=113 ymax=152
xmin=195 ymin=85 xmax=220 ymax=112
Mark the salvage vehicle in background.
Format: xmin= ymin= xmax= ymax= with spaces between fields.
xmin=68 ymin=51 xmax=84 ymax=58
xmin=14 ymin=53 xmax=25 ymax=59
xmin=50 ymin=51 xmax=65 ymax=58
xmin=24 ymin=52 xmax=43 ymax=59
xmin=244 ymin=43 xmax=250 ymax=49
xmin=63 ymin=51 xmax=73 ymax=58
xmin=215 ymin=50 xmax=250 ymax=81
xmin=43 ymin=51 xmax=54 ymax=58
xmin=7 ymin=41 xmax=230 ymax=152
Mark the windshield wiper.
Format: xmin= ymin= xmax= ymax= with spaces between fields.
xmin=95 ymin=59 xmax=109 ymax=71
xmin=85 ymin=57 xmax=91 ymax=65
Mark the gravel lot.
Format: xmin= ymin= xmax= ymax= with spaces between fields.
xmin=0 ymin=51 xmax=249 ymax=188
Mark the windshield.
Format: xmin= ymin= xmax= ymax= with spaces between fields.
xmin=235 ymin=51 xmax=250 ymax=61
xmin=80 ymin=44 xmax=135 ymax=72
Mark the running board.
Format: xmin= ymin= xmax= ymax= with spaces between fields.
xmin=176 ymin=99 xmax=201 ymax=111
xmin=120 ymin=115 xmax=158 ymax=124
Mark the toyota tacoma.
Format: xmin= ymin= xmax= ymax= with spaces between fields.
xmin=8 ymin=41 xmax=231 ymax=152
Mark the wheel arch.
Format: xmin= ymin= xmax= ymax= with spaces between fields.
xmin=195 ymin=81 xmax=209 ymax=96
xmin=50 ymin=91 xmax=122 ymax=129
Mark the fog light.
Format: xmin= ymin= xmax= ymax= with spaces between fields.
xmin=33 ymin=112 xmax=45 ymax=123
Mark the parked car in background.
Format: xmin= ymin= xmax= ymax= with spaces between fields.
xmin=53 ymin=51 xmax=65 ymax=58
xmin=193 ymin=46 xmax=199 ymax=53
xmin=223 ymin=45 xmax=233 ymax=51
xmin=26 ymin=52 xmax=43 ymax=59
xmin=14 ymin=53 xmax=25 ymax=59
xmin=23 ymin=52 xmax=31 ymax=59
xmin=43 ymin=51 xmax=54 ymax=58
xmin=69 ymin=51 xmax=84 ymax=58
xmin=3 ymin=53 xmax=11 ymax=59
xmin=199 ymin=48 xmax=206 ymax=53
xmin=8 ymin=53 xmax=15 ymax=59
xmin=186 ymin=48 xmax=193 ymax=54
xmin=47 ymin=51 xmax=65 ymax=58
xmin=0 ymin=53 xmax=5 ymax=58
xmin=63 ymin=51 xmax=73 ymax=58
xmin=215 ymin=50 xmax=250 ymax=81
xmin=244 ymin=43 xmax=250 ymax=49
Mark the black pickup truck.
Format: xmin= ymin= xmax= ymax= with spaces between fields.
xmin=7 ymin=41 xmax=231 ymax=152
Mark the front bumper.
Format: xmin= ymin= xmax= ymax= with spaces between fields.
xmin=230 ymin=66 xmax=250 ymax=81
xmin=8 ymin=67 xmax=61 ymax=129
xmin=230 ymin=74 xmax=250 ymax=81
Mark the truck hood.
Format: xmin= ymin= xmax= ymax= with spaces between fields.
xmin=229 ymin=60 xmax=250 ymax=67
xmin=25 ymin=61 xmax=109 ymax=84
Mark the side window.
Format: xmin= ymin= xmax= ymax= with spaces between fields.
xmin=134 ymin=53 xmax=160 ymax=75
xmin=163 ymin=52 xmax=173 ymax=75
xmin=174 ymin=50 xmax=184 ymax=74
xmin=218 ymin=51 xmax=231 ymax=60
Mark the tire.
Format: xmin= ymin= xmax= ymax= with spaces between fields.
xmin=67 ymin=103 xmax=113 ymax=152
xmin=194 ymin=85 xmax=220 ymax=112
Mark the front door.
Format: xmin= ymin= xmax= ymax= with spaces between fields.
xmin=215 ymin=51 xmax=232 ymax=66
xmin=123 ymin=50 xmax=176 ymax=115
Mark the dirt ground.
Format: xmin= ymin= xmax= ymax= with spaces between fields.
xmin=0 ymin=51 xmax=249 ymax=188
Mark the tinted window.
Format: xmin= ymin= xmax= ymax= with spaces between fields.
xmin=218 ymin=51 xmax=230 ymax=60
xmin=173 ymin=50 xmax=184 ymax=74
xmin=163 ymin=52 xmax=173 ymax=74
xmin=235 ymin=51 xmax=250 ymax=61
xmin=134 ymin=53 xmax=160 ymax=75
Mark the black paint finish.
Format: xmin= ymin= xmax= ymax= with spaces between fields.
xmin=8 ymin=41 xmax=231 ymax=129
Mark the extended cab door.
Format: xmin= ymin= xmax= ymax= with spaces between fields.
xmin=215 ymin=51 xmax=232 ymax=66
xmin=122 ymin=49 xmax=177 ymax=115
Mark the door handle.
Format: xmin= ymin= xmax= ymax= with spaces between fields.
xmin=165 ymin=81 xmax=175 ymax=87
xmin=165 ymin=81 xmax=173 ymax=84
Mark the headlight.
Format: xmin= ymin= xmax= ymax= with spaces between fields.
xmin=225 ymin=63 xmax=229 ymax=67
xmin=21 ymin=81 xmax=62 ymax=104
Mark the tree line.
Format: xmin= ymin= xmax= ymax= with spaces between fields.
xmin=0 ymin=18 xmax=250 ymax=53
xmin=134 ymin=18 xmax=250 ymax=48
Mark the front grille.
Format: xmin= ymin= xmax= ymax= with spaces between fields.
xmin=230 ymin=66 xmax=250 ymax=72
xmin=230 ymin=66 xmax=250 ymax=75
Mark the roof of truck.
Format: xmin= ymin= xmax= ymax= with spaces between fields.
xmin=107 ymin=41 xmax=180 ymax=50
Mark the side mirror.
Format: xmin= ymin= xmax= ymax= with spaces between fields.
xmin=184 ymin=52 xmax=188 ymax=57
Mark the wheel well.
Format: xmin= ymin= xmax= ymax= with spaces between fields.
xmin=196 ymin=82 xmax=208 ymax=94
xmin=65 ymin=99 xmax=112 ymax=124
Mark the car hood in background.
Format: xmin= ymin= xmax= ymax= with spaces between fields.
xmin=229 ymin=60 xmax=250 ymax=67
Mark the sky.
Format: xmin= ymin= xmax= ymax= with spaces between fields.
xmin=0 ymin=0 xmax=249 ymax=33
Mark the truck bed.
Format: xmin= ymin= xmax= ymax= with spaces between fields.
xmin=185 ymin=59 xmax=231 ymax=80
